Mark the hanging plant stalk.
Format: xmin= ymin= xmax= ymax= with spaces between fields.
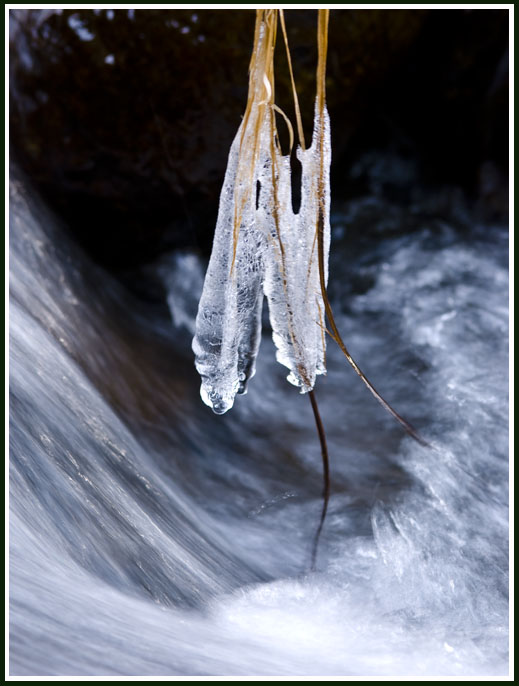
xmin=192 ymin=9 xmax=331 ymax=412
xmin=192 ymin=9 xmax=427 ymax=567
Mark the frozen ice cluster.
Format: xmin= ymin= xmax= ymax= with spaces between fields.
xmin=192 ymin=103 xmax=331 ymax=414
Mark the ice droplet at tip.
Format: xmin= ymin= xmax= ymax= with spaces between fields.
xmin=200 ymin=385 xmax=234 ymax=415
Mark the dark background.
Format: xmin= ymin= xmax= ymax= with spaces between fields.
xmin=9 ymin=8 xmax=509 ymax=275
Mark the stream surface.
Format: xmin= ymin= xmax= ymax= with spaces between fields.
xmin=9 ymin=167 xmax=509 ymax=676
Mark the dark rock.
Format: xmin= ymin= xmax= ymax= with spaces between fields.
xmin=9 ymin=8 xmax=508 ymax=271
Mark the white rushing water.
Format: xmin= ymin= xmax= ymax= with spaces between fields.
xmin=9 ymin=167 xmax=509 ymax=676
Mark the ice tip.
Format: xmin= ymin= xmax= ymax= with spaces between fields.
xmin=211 ymin=400 xmax=230 ymax=415
xmin=237 ymin=378 xmax=250 ymax=395
xmin=200 ymin=386 xmax=233 ymax=415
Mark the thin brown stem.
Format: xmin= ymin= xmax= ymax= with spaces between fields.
xmin=279 ymin=9 xmax=306 ymax=151
xmin=313 ymin=10 xmax=429 ymax=448
xmin=309 ymin=388 xmax=330 ymax=571
xmin=316 ymin=210 xmax=430 ymax=447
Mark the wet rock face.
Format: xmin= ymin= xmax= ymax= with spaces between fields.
xmin=10 ymin=9 xmax=256 ymax=267
xmin=10 ymin=9 xmax=508 ymax=270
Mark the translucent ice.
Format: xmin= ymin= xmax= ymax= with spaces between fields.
xmin=192 ymin=102 xmax=331 ymax=413
xmin=262 ymin=103 xmax=331 ymax=392
xmin=191 ymin=124 xmax=267 ymax=414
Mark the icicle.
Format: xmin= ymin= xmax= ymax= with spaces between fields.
xmin=262 ymin=101 xmax=331 ymax=392
xmin=193 ymin=103 xmax=331 ymax=412
xmin=192 ymin=11 xmax=332 ymax=414
xmin=192 ymin=122 xmax=267 ymax=414
xmin=192 ymin=16 xmax=273 ymax=415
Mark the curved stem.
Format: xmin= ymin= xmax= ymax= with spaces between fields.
xmin=314 ymin=10 xmax=428 ymax=448
xmin=309 ymin=388 xmax=330 ymax=571
xmin=316 ymin=208 xmax=429 ymax=447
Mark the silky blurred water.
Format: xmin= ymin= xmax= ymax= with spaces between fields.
xmin=9 ymin=168 xmax=509 ymax=676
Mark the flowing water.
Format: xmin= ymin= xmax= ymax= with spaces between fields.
xmin=9 ymin=167 xmax=509 ymax=676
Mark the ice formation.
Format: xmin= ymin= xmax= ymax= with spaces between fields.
xmin=192 ymin=101 xmax=331 ymax=414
